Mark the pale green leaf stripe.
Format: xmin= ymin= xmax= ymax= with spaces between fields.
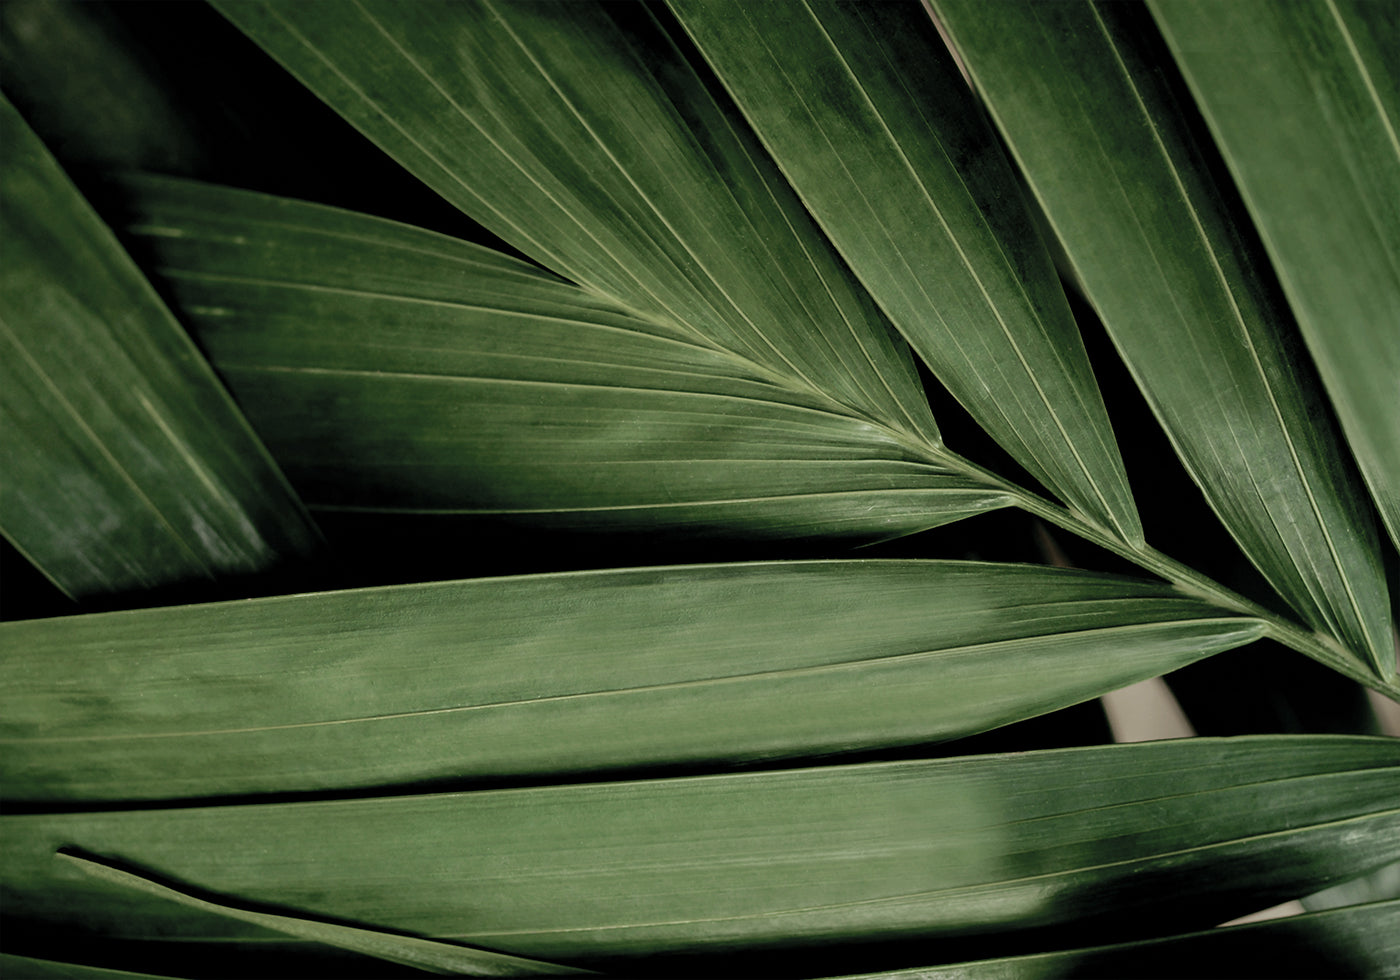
xmin=58 ymin=852 xmax=595 ymax=977
xmin=0 ymin=98 xmax=318 ymax=597
xmin=118 ymin=177 xmax=1005 ymax=540
xmin=1150 ymin=0 xmax=1400 ymax=554
xmin=211 ymin=0 xmax=937 ymax=444
xmin=0 ymin=560 xmax=1262 ymax=802
xmin=671 ymin=0 xmax=1141 ymax=546
xmin=3 ymin=738 xmax=1397 ymax=960
xmin=826 ymin=898 xmax=1400 ymax=979
xmin=932 ymin=1 xmax=1394 ymax=678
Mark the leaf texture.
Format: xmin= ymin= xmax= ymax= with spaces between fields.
xmin=932 ymin=0 xmax=1394 ymax=678
xmin=0 ymin=559 xmax=1262 ymax=803
xmin=3 ymin=738 xmax=1397 ymax=961
xmin=1150 ymin=0 xmax=1400 ymax=553
xmin=119 ymin=177 xmax=1006 ymax=540
xmin=672 ymin=0 xmax=1141 ymax=545
xmin=210 ymin=0 xmax=937 ymax=446
xmin=0 ymin=96 xmax=318 ymax=597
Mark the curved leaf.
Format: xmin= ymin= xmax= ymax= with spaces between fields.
xmin=0 ymin=96 xmax=317 ymax=598
xmin=1150 ymin=0 xmax=1400 ymax=553
xmin=119 ymin=177 xmax=1005 ymax=540
xmin=3 ymin=738 xmax=1397 ymax=961
xmin=931 ymin=0 xmax=1394 ymax=678
xmin=672 ymin=0 xmax=1141 ymax=545
xmin=0 ymin=559 xmax=1261 ymax=803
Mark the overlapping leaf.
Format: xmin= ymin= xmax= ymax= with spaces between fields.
xmin=931 ymin=0 xmax=1394 ymax=678
xmin=210 ymin=0 xmax=936 ymax=444
xmin=672 ymin=0 xmax=1140 ymax=545
xmin=119 ymin=177 xmax=1005 ymax=540
xmin=1150 ymin=0 xmax=1400 ymax=553
xmin=0 ymin=96 xmax=317 ymax=597
xmin=60 ymin=852 xmax=595 ymax=977
xmin=3 ymin=738 xmax=1397 ymax=962
xmin=0 ymin=559 xmax=1262 ymax=803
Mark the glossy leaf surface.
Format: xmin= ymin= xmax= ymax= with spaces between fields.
xmin=0 ymin=99 xmax=318 ymax=597
xmin=932 ymin=0 xmax=1394 ymax=678
xmin=120 ymin=177 xmax=1004 ymax=540
xmin=0 ymin=560 xmax=1262 ymax=803
xmin=3 ymin=738 xmax=1397 ymax=961
xmin=1150 ymin=0 xmax=1400 ymax=552
xmin=673 ymin=0 xmax=1140 ymax=545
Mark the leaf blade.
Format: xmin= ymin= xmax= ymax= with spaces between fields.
xmin=1149 ymin=0 xmax=1400 ymax=553
xmin=119 ymin=177 xmax=1007 ymax=541
xmin=0 ymin=97 xmax=318 ymax=597
xmin=58 ymin=852 xmax=596 ymax=977
xmin=3 ymin=737 xmax=1397 ymax=960
xmin=0 ymin=559 xmax=1261 ymax=803
xmin=209 ymin=0 xmax=938 ymax=446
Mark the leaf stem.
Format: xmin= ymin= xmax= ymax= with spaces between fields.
xmin=936 ymin=449 xmax=1400 ymax=698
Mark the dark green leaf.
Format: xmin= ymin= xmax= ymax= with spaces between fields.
xmin=0 ymin=559 xmax=1261 ymax=803
xmin=931 ymin=0 xmax=1394 ymax=678
xmin=1150 ymin=0 xmax=1400 ymax=553
xmin=672 ymin=0 xmax=1141 ymax=545
xmin=0 ymin=97 xmax=318 ymax=598
xmin=3 ymin=738 xmax=1396 ymax=961
xmin=119 ymin=177 xmax=1006 ymax=540
xmin=210 ymin=0 xmax=937 ymax=446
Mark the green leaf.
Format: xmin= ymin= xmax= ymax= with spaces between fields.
xmin=3 ymin=738 xmax=1397 ymax=962
xmin=0 ymin=97 xmax=318 ymax=598
xmin=0 ymin=559 xmax=1262 ymax=803
xmin=210 ymin=0 xmax=938 ymax=447
xmin=931 ymin=0 xmax=1394 ymax=679
xmin=671 ymin=0 xmax=1141 ymax=546
xmin=824 ymin=898 xmax=1400 ymax=979
xmin=1149 ymin=0 xmax=1400 ymax=554
xmin=58 ymin=852 xmax=595 ymax=977
xmin=118 ymin=176 xmax=1006 ymax=540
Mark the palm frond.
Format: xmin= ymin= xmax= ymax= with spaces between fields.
xmin=117 ymin=176 xmax=1006 ymax=538
xmin=673 ymin=0 xmax=1140 ymax=544
xmin=932 ymin=0 xmax=1394 ymax=678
